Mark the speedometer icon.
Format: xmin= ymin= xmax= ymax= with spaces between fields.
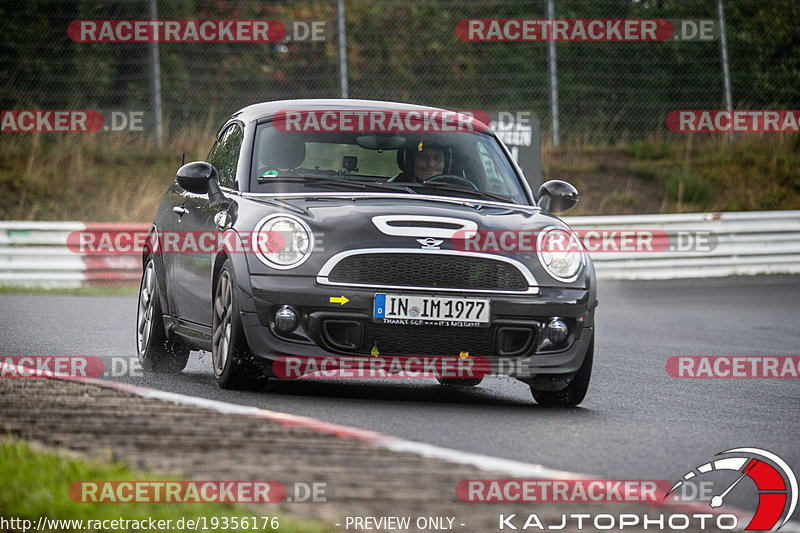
xmin=667 ymin=448 xmax=798 ymax=531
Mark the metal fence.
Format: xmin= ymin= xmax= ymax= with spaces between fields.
xmin=2 ymin=212 xmax=798 ymax=288
xmin=2 ymin=0 xmax=798 ymax=142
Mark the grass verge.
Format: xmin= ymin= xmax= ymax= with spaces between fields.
xmin=0 ymin=438 xmax=334 ymax=533
xmin=0 ymin=285 xmax=139 ymax=297
xmin=540 ymin=132 xmax=800 ymax=215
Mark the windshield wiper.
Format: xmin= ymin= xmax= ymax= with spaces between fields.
xmin=411 ymin=183 xmax=513 ymax=203
xmin=256 ymin=175 xmax=416 ymax=194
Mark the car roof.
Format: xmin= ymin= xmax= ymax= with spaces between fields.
xmin=228 ymin=99 xmax=493 ymax=131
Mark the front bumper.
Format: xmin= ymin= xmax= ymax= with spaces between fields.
xmin=239 ymin=274 xmax=596 ymax=382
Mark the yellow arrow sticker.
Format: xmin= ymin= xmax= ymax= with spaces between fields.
xmin=371 ymin=344 xmax=380 ymax=357
xmin=329 ymin=295 xmax=349 ymax=305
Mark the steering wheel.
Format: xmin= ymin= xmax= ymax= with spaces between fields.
xmin=423 ymin=174 xmax=479 ymax=191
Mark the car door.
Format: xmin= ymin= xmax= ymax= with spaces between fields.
xmin=170 ymin=123 xmax=244 ymax=327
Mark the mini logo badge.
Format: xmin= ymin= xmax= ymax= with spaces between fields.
xmin=417 ymin=238 xmax=444 ymax=249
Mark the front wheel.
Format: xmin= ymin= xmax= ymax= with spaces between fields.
xmin=136 ymin=258 xmax=190 ymax=373
xmin=530 ymin=336 xmax=593 ymax=407
xmin=212 ymin=259 xmax=265 ymax=389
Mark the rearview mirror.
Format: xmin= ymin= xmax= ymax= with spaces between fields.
xmin=356 ymin=134 xmax=406 ymax=150
xmin=537 ymin=180 xmax=579 ymax=213
xmin=176 ymin=162 xmax=219 ymax=194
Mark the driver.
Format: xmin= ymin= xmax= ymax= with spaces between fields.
xmin=392 ymin=140 xmax=452 ymax=183
xmin=412 ymin=146 xmax=445 ymax=182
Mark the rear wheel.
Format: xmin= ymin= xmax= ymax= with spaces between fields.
xmin=530 ymin=336 xmax=593 ymax=407
xmin=136 ymin=258 xmax=190 ymax=373
xmin=212 ymin=259 xmax=265 ymax=389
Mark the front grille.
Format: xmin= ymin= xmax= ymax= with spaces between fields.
xmin=327 ymin=253 xmax=528 ymax=291
xmin=317 ymin=318 xmax=539 ymax=357
xmin=358 ymin=321 xmax=496 ymax=356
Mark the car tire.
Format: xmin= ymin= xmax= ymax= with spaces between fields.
xmin=212 ymin=259 xmax=265 ymax=390
xmin=436 ymin=377 xmax=483 ymax=387
xmin=136 ymin=257 xmax=190 ymax=373
xmin=530 ymin=335 xmax=593 ymax=407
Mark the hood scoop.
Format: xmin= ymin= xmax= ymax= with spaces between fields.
xmin=372 ymin=215 xmax=477 ymax=238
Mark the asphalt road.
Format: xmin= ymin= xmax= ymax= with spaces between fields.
xmin=1 ymin=275 xmax=799 ymax=517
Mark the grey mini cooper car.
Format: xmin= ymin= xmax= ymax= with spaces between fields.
xmin=136 ymin=99 xmax=597 ymax=406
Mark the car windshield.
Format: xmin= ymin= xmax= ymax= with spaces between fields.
xmin=249 ymin=116 xmax=529 ymax=204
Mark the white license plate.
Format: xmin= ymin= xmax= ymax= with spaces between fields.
xmin=373 ymin=294 xmax=490 ymax=326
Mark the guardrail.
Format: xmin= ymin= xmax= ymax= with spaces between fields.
xmin=566 ymin=211 xmax=800 ymax=280
xmin=0 ymin=222 xmax=145 ymax=288
xmin=1 ymin=211 xmax=799 ymax=287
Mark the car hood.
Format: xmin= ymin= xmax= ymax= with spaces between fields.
xmin=240 ymin=193 xmax=561 ymax=234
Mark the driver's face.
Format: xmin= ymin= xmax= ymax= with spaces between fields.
xmin=413 ymin=148 xmax=444 ymax=181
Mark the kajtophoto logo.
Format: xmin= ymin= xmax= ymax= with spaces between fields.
xmin=667 ymin=448 xmax=798 ymax=531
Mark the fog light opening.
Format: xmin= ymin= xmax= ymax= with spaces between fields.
xmin=546 ymin=318 xmax=569 ymax=345
xmin=274 ymin=306 xmax=299 ymax=333
xmin=322 ymin=320 xmax=362 ymax=351
xmin=496 ymin=327 xmax=536 ymax=357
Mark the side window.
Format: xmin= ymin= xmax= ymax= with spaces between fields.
xmin=477 ymin=142 xmax=501 ymax=183
xmin=207 ymin=124 xmax=244 ymax=189
xmin=477 ymin=141 xmax=518 ymax=197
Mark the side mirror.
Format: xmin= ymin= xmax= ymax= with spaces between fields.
xmin=537 ymin=180 xmax=578 ymax=213
xmin=176 ymin=162 xmax=219 ymax=194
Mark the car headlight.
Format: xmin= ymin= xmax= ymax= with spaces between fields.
xmin=253 ymin=214 xmax=313 ymax=269
xmin=537 ymin=227 xmax=583 ymax=282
